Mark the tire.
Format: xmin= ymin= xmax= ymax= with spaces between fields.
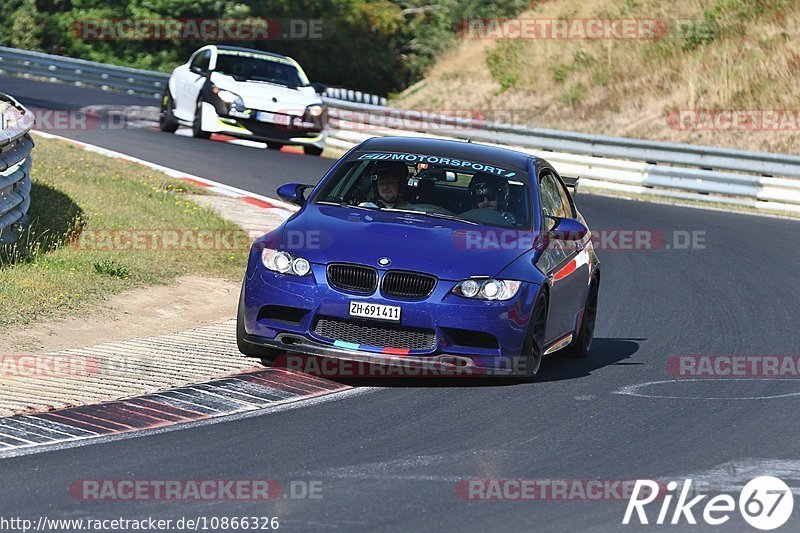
xmin=563 ymin=277 xmax=599 ymax=359
xmin=303 ymin=145 xmax=324 ymax=156
xmin=159 ymin=90 xmax=178 ymax=133
xmin=236 ymin=284 xmax=282 ymax=362
xmin=266 ymin=142 xmax=284 ymax=150
xmin=518 ymin=291 xmax=548 ymax=380
xmin=192 ymin=99 xmax=211 ymax=139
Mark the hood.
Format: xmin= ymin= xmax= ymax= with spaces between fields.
xmin=210 ymin=72 xmax=321 ymax=112
xmin=278 ymin=205 xmax=535 ymax=281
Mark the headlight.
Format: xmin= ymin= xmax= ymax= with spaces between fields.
xmin=452 ymin=279 xmax=521 ymax=301
xmin=306 ymin=104 xmax=324 ymax=117
xmin=212 ymin=87 xmax=245 ymax=109
xmin=261 ymin=248 xmax=312 ymax=276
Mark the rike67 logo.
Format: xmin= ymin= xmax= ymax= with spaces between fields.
xmin=623 ymin=476 xmax=794 ymax=530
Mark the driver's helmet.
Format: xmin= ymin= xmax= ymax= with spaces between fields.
xmin=468 ymin=172 xmax=510 ymax=211
xmin=369 ymin=161 xmax=409 ymax=204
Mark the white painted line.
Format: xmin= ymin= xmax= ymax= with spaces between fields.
xmin=30 ymin=130 xmax=299 ymax=216
xmin=669 ymin=458 xmax=800 ymax=496
xmin=613 ymin=378 xmax=800 ymax=400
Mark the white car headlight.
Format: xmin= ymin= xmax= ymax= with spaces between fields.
xmin=453 ymin=279 xmax=522 ymax=301
xmin=306 ymin=104 xmax=324 ymax=117
xmin=460 ymin=279 xmax=480 ymax=298
xmin=212 ymin=87 xmax=245 ymax=109
xmin=261 ymin=248 xmax=312 ymax=276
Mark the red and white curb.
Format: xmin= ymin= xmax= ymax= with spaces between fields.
xmin=0 ymin=368 xmax=358 ymax=458
xmin=31 ymin=130 xmax=300 ymax=218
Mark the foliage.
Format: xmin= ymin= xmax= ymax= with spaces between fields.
xmin=0 ymin=0 xmax=529 ymax=95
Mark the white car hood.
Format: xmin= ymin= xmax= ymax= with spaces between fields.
xmin=210 ymin=72 xmax=321 ymax=113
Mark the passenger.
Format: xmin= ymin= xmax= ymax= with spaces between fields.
xmin=468 ymin=172 xmax=516 ymax=225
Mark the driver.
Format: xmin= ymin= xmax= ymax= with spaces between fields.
xmin=361 ymin=161 xmax=411 ymax=209
xmin=468 ymin=172 xmax=517 ymax=225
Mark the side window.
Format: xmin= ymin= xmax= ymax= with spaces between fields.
xmin=539 ymin=171 xmax=565 ymax=231
xmin=553 ymin=173 xmax=574 ymax=219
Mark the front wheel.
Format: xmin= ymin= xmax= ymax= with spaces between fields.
xmin=518 ymin=291 xmax=548 ymax=380
xmin=159 ymin=90 xmax=178 ymax=133
xmin=192 ymin=99 xmax=211 ymax=139
xmin=563 ymin=277 xmax=599 ymax=358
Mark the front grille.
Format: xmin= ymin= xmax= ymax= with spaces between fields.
xmin=381 ymin=271 xmax=437 ymax=299
xmin=327 ymin=263 xmax=378 ymax=294
xmin=313 ymin=317 xmax=437 ymax=351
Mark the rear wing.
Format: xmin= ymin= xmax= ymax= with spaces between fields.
xmin=562 ymin=175 xmax=580 ymax=194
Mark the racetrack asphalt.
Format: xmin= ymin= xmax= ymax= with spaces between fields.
xmin=2 ymin=74 xmax=800 ymax=532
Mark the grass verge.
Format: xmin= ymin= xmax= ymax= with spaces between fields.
xmin=0 ymin=136 xmax=249 ymax=327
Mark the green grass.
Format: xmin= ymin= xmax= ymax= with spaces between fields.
xmin=0 ymin=137 xmax=249 ymax=326
xmin=560 ymin=83 xmax=585 ymax=107
xmin=485 ymin=40 xmax=525 ymax=91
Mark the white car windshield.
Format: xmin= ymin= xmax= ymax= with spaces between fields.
xmin=215 ymin=52 xmax=309 ymax=88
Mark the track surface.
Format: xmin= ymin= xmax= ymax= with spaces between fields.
xmin=3 ymin=75 xmax=800 ymax=531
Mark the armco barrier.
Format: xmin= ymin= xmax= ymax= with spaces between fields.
xmin=0 ymin=46 xmax=385 ymax=105
xmin=0 ymin=92 xmax=34 ymax=244
xmin=2 ymin=46 xmax=800 ymax=214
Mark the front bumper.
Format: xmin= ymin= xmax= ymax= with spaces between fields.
xmin=200 ymin=102 xmax=325 ymax=148
xmin=241 ymin=262 xmax=538 ymax=375
xmin=239 ymin=331 xmax=513 ymax=376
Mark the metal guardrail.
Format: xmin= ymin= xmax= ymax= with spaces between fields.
xmin=325 ymin=110 xmax=800 ymax=214
xmin=325 ymin=100 xmax=800 ymax=179
xmin=0 ymin=46 xmax=387 ymax=105
xmin=0 ymin=46 xmax=169 ymax=98
xmin=0 ymin=93 xmax=34 ymax=244
xmin=323 ymin=88 xmax=387 ymax=107
xmin=1 ymin=46 xmax=799 ymax=214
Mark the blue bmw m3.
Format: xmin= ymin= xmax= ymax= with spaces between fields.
xmin=237 ymin=136 xmax=600 ymax=379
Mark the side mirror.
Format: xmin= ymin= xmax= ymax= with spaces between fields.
xmin=190 ymin=65 xmax=208 ymax=76
xmin=562 ymin=176 xmax=580 ymax=194
xmin=277 ymin=183 xmax=313 ymax=206
xmin=547 ymin=217 xmax=588 ymax=241
xmin=311 ymin=82 xmax=327 ymax=94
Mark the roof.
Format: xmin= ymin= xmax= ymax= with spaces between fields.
xmin=211 ymin=45 xmax=290 ymax=61
xmin=356 ymin=136 xmax=535 ymax=170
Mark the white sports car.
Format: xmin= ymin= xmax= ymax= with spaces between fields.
xmin=160 ymin=44 xmax=326 ymax=155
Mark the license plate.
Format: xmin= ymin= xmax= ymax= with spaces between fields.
xmin=349 ymin=301 xmax=401 ymax=322
xmin=256 ymin=111 xmax=290 ymax=125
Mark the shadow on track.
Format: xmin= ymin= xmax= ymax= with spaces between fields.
xmin=535 ymin=337 xmax=643 ymax=383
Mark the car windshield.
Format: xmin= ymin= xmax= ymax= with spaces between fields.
xmin=214 ymin=51 xmax=309 ymax=88
xmin=313 ymin=152 xmax=532 ymax=229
